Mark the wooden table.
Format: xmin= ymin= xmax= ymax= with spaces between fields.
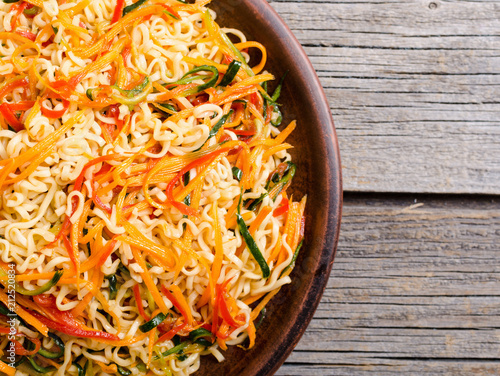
xmin=271 ymin=1 xmax=500 ymax=374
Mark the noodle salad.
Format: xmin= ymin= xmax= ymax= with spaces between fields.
xmin=0 ymin=0 xmax=306 ymax=375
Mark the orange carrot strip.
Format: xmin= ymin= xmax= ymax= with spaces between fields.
xmin=95 ymin=361 xmax=118 ymax=374
xmin=0 ymin=289 xmax=48 ymax=336
xmin=147 ymin=328 xmax=156 ymax=369
xmin=0 ymin=360 xmax=15 ymax=376
xmin=249 ymin=206 xmax=272 ymax=236
xmin=131 ymin=247 xmax=169 ymax=314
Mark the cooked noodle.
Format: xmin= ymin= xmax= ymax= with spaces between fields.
xmin=0 ymin=0 xmax=306 ymax=375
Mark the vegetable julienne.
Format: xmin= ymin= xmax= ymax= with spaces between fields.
xmin=0 ymin=0 xmax=306 ymax=375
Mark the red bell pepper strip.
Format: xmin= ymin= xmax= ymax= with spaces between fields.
xmin=211 ymin=292 xmax=220 ymax=336
xmin=15 ymin=29 xmax=36 ymax=41
xmin=216 ymin=282 xmax=244 ymax=329
xmin=41 ymin=100 xmax=69 ymax=119
xmin=273 ymin=197 xmax=289 ymax=217
xmin=0 ymin=76 xmax=29 ymax=100
xmin=8 ymin=101 xmax=34 ymax=111
xmin=10 ymin=1 xmax=28 ymax=29
xmin=111 ymin=0 xmax=125 ymax=23
xmin=30 ymin=311 xmax=119 ymax=341
xmin=160 ymin=285 xmax=190 ymax=324
xmin=95 ymin=238 xmax=118 ymax=267
xmin=62 ymin=235 xmax=79 ymax=274
xmin=0 ymin=103 xmax=24 ymax=132
xmin=92 ymin=189 xmax=112 ymax=214
xmin=133 ymin=284 xmax=150 ymax=321
xmin=107 ymin=104 xmax=124 ymax=128
xmin=47 ymin=154 xmax=118 ymax=248
xmin=13 ymin=338 xmax=41 ymax=356
xmin=121 ymin=46 xmax=131 ymax=67
xmin=221 ymin=54 xmax=234 ymax=65
xmin=74 ymin=154 xmax=120 ymax=192
xmin=230 ymin=129 xmax=256 ymax=136
xmin=156 ymin=321 xmax=186 ymax=344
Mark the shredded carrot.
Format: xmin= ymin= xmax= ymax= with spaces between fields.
xmin=0 ymin=359 xmax=15 ymax=376
xmin=95 ymin=361 xmax=118 ymax=373
xmin=0 ymin=289 xmax=48 ymax=336
xmin=249 ymin=206 xmax=272 ymax=236
xmin=131 ymin=247 xmax=170 ymax=314
xmin=262 ymin=143 xmax=293 ymax=161
xmin=147 ymin=328 xmax=156 ymax=369
xmin=246 ymin=320 xmax=256 ymax=349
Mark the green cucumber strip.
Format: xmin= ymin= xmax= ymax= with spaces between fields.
xmin=105 ymin=275 xmax=118 ymax=300
xmin=139 ymin=312 xmax=167 ymax=333
xmin=281 ymin=240 xmax=303 ymax=277
xmin=16 ymin=270 xmax=62 ymax=296
xmin=155 ymin=342 xmax=189 ymax=360
xmin=237 ymin=195 xmax=270 ymax=278
xmin=188 ymin=328 xmax=212 ymax=342
xmin=174 ymin=65 xmax=219 ymax=93
xmin=271 ymin=71 xmax=288 ymax=102
xmin=122 ymin=0 xmax=147 ymax=16
xmin=219 ymin=60 xmax=242 ymax=87
xmin=38 ymin=332 xmax=65 ymax=359
xmin=117 ymin=365 xmax=132 ymax=376
xmin=208 ymin=110 xmax=233 ymax=139
xmin=27 ymin=357 xmax=56 ymax=373
xmin=269 ymin=163 xmax=296 ymax=201
xmin=232 ymin=166 xmax=243 ymax=181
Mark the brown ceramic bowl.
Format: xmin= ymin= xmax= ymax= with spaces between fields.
xmin=197 ymin=1 xmax=343 ymax=375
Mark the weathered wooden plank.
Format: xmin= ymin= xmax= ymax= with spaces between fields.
xmin=268 ymin=0 xmax=500 ymax=194
xmin=277 ymin=195 xmax=500 ymax=375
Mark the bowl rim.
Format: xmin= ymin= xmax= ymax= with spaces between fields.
xmin=228 ymin=1 xmax=343 ymax=375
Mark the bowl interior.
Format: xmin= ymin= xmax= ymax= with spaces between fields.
xmin=196 ymin=1 xmax=343 ymax=375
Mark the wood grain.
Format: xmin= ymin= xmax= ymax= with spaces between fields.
xmin=268 ymin=0 xmax=500 ymax=194
xmin=277 ymin=195 xmax=500 ymax=375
